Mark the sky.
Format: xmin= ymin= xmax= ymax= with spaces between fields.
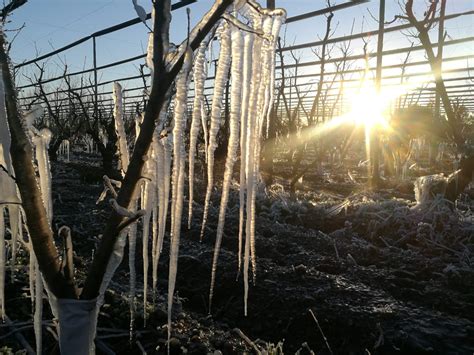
xmin=5 ymin=0 xmax=474 ymax=110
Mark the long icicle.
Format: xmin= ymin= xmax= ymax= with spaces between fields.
xmin=141 ymin=168 xmax=155 ymax=325
xmin=188 ymin=35 xmax=211 ymax=229
xmin=152 ymin=123 xmax=172 ymax=299
xmin=209 ymin=24 xmax=244 ymax=312
xmin=168 ymin=48 xmax=193 ymax=344
xmin=250 ymin=16 xmax=274 ymax=285
xmin=200 ymin=22 xmax=232 ymax=241
xmin=7 ymin=205 xmax=21 ymax=280
xmin=113 ymin=82 xmax=138 ymax=339
xmin=152 ymin=127 xmax=165 ymax=297
xmin=237 ymin=31 xmax=254 ymax=279
xmin=243 ymin=12 xmax=264 ymax=317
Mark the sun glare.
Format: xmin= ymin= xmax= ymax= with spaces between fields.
xmin=347 ymin=86 xmax=392 ymax=130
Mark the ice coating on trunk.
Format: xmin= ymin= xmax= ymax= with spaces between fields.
xmin=113 ymin=82 xmax=129 ymax=176
xmin=209 ymin=25 xmax=244 ymax=311
xmin=188 ymin=35 xmax=211 ymax=229
xmin=168 ymin=48 xmax=193 ymax=343
xmin=200 ymin=22 xmax=232 ymax=240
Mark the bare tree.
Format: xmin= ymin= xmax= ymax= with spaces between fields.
xmin=0 ymin=0 xmax=234 ymax=351
xmin=399 ymin=0 xmax=473 ymax=200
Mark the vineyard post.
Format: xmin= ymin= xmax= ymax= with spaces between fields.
xmin=370 ymin=0 xmax=385 ymax=188
xmin=431 ymin=0 xmax=447 ymax=165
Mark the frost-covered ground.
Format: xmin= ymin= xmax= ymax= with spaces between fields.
xmin=3 ymin=152 xmax=474 ymax=354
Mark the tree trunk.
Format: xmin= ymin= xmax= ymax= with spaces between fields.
xmin=81 ymin=0 xmax=235 ymax=300
xmin=445 ymin=155 xmax=474 ymax=202
xmin=48 ymin=136 xmax=64 ymax=162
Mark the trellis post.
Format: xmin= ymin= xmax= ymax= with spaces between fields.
xmin=93 ymin=36 xmax=99 ymax=118
xmin=370 ymin=0 xmax=385 ymax=187
xmin=431 ymin=0 xmax=447 ymax=164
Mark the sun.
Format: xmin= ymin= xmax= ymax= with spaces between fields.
xmin=347 ymin=85 xmax=392 ymax=131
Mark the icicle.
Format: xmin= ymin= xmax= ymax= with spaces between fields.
xmin=7 ymin=205 xmax=21 ymax=278
xmin=241 ymin=9 xmax=285 ymax=315
xmin=237 ymin=32 xmax=254 ymax=279
xmin=146 ymin=32 xmax=154 ymax=77
xmin=138 ymin=113 xmax=156 ymax=324
xmin=29 ymin=245 xmax=35 ymax=306
xmin=200 ymin=22 xmax=232 ymax=240
xmin=31 ymin=128 xmax=53 ymax=220
xmin=112 ymin=81 xmax=139 ymax=338
xmin=265 ymin=14 xmax=285 ymax=136
xmin=168 ymin=48 xmax=193 ymax=345
xmin=242 ymin=14 xmax=264 ymax=316
xmin=209 ymin=25 xmax=244 ymax=312
xmin=135 ymin=113 xmax=144 ymax=140
xmin=188 ymin=35 xmax=212 ymax=229
xmin=113 ymin=82 xmax=129 ymax=176
xmin=152 ymin=127 xmax=171 ymax=297
xmin=248 ymin=16 xmax=275 ymax=288
xmin=132 ymin=0 xmax=148 ymax=26
xmin=141 ymin=149 xmax=156 ymax=325
xmin=59 ymin=139 xmax=70 ymax=161
xmin=153 ymin=134 xmax=165 ymax=296
xmin=201 ymin=99 xmax=209 ymax=164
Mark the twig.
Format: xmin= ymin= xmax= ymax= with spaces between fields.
xmin=96 ymin=340 xmax=116 ymax=355
xmin=136 ymin=340 xmax=147 ymax=354
xmin=233 ymin=328 xmax=261 ymax=354
xmin=0 ymin=0 xmax=27 ymax=19
xmin=117 ymin=210 xmax=146 ymax=232
xmin=309 ymin=309 xmax=333 ymax=355
xmin=2 ymin=314 xmax=35 ymax=354
xmin=333 ymin=239 xmax=340 ymax=261
xmin=373 ymin=322 xmax=384 ymax=349
xmin=379 ymin=236 xmax=391 ymax=248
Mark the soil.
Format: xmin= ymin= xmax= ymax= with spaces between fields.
xmin=2 ymin=152 xmax=473 ymax=355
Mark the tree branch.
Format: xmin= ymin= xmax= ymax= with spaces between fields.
xmin=81 ymin=0 xmax=234 ymax=300
xmin=0 ymin=32 xmax=77 ymax=299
